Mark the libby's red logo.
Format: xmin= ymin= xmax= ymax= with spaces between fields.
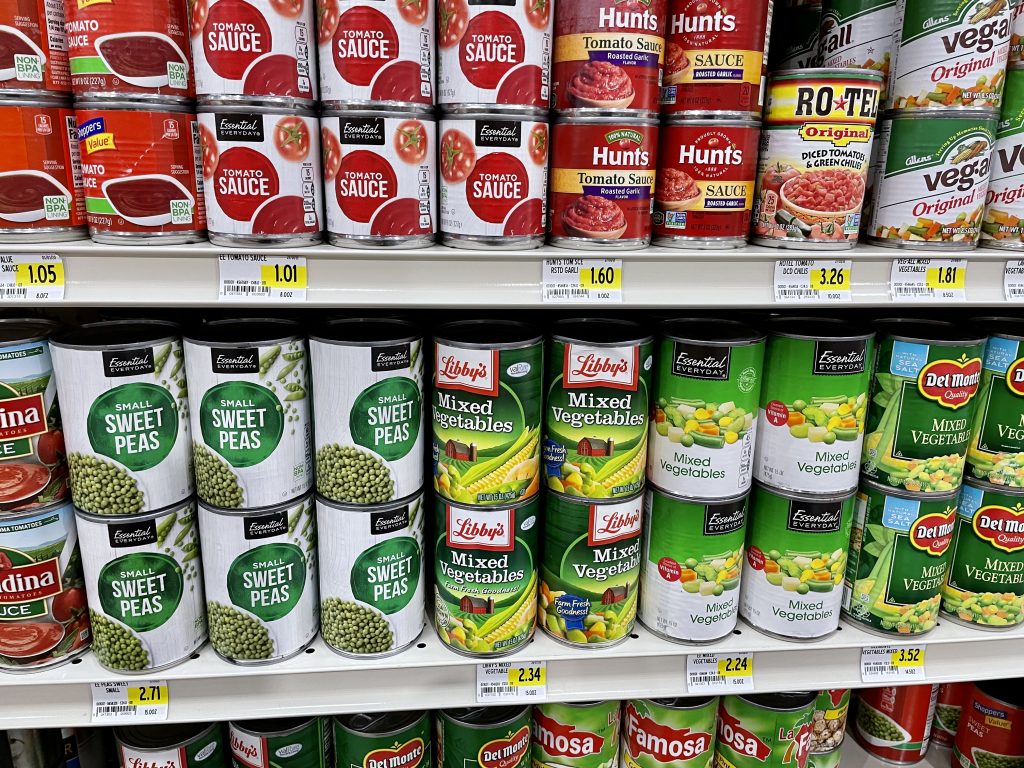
xmin=446 ymin=506 xmax=515 ymax=551
xmin=910 ymin=508 xmax=956 ymax=556
xmin=917 ymin=357 xmax=982 ymax=409
xmin=363 ymin=738 xmax=425 ymax=768
xmin=564 ymin=344 xmax=639 ymax=391
xmin=717 ymin=707 xmax=772 ymax=762
xmin=0 ymin=555 xmax=62 ymax=603
xmin=477 ymin=726 xmax=530 ymax=768
xmin=589 ymin=503 xmax=642 ymax=546
xmin=0 ymin=393 xmax=47 ymax=442
xmin=435 ymin=343 xmax=499 ymax=397
xmin=532 ymin=709 xmax=604 ymax=758
xmin=973 ymin=504 xmax=1024 ymax=553
xmin=1007 ymin=357 xmax=1024 ymax=396
xmin=624 ymin=702 xmax=712 ymax=763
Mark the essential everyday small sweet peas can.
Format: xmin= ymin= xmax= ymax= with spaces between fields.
xmin=200 ymin=494 xmax=318 ymax=664
xmin=714 ymin=693 xmax=817 ymax=768
xmin=532 ymin=701 xmax=621 ymax=768
xmin=316 ymin=492 xmax=425 ymax=658
xmin=333 ymin=711 xmax=430 ymax=768
xmin=622 ymin=697 xmax=718 ymax=768
xmin=228 ymin=717 xmax=329 ymax=768
xmin=966 ymin=318 xmax=1024 ymax=484
xmin=116 ymin=724 xmax=227 ymax=768
xmin=437 ymin=707 xmax=531 ymax=768
xmin=981 ymin=67 xmax=1024 ymax=248
xmin=954 ymin=682 xmax=1024 ymax=768
xmin=853 ymin=685 xmax=938 ymax=764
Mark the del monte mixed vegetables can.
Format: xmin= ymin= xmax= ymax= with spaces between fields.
xmin=333 ymin=711 xmax=430 ymax=768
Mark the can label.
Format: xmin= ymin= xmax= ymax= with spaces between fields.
xmin=316 ymin=494 xmax=426 ymax=656
xmin=198 ymin=111 xmax=322 ymax=241
xmin=200 ymin=495 xmax=319 ymax=663
xmin=767 ymin=1 xmax=821 ymax=70
xmin=714 ymin=695 xmax=815 ymax=768
xmin=1011 ymin=0 xmax=1024 ymax=64
xmin=438 ymin=710 xmax=531 ymax=768
xmin=549 ymin=120 xmax=658 ymax=245
xmin=640 ymin=488 xmax=746 ymax=643
xmin=230 ymin=718 xmax=328 ymax=768
xmin=541 ymin=492 xmax=642 ymax=646
xmin=318 ymin=0 xmax=432 ymax=106
xmin=740 ymin=485 xmax=853 ymax=639
xmin=982 ymin=68 xmax=1024 ymax=247
xmin=0 ymin=0 xmax=70 ymax=94
xmin=811 ymin=690 xmax=849 ymax=754
xmin=843 ymin=483 xmax=956 ymax=635
xmin=431 ymin=337 xmax=542 ymax=506
xmin=117 ymin=726 xmax=226 ymax=768
xmin=439 ymin=116 xmax=548 ymax=241
xmin=533 ymin=702 xmax=621 ymax=768
xmin=942 ymin=481 xmax=1024 ymax=628
xmin=333 ymin=714 xmax=431 ymax=768
xmin=863 ymin=334 xmax=985 ymax=493
xmin=660 ymin=0 xmax=772 ymax=117
xmin=953 ymin=685 xmax=1024 ymax=768
xmin=967 ymin=332 xmax=1024 ymax=483
xmin=622 ymin=698 xmax=718 ymax=768
xmin=192 ymin=0 xmax=317 ymax=101
xmin=817 ymin=0 xmax=896 ymax=102
xmin=932 ymin=682 xmax=971 ymax=749
xmin=754 ymin=332 xmax=871 ymax=494
xmin=323 ymin=113 xmax=436 ymax=241
xmin=543 ymin=337 xmax=654 ymax=499
xmin=77 ymin=500 xmax=205 ymax=672
xmin=854 ymin=685 xmax=938 ymax=763
xmin=433 ymin=497 xmax=538 ymax=656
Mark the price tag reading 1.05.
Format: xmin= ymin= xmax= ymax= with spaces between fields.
xmin=861 ymin=645 xmax=926 ymax=683
xmin=774 ymin=260 xmax=852 ymax=303
xmin=219 ymin=255 xmax=307 ymax=301
xmin=0 ymin=253 xmax=64 ymax=301
xmin=687 ymin=652 xmax=754 ymax=694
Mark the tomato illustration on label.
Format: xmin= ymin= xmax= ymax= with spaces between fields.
xmin=270 ymin=0 xmax=304 ymax=18
xmin=439 ymin=0 xmax=470 ymax=47
xmin=203 ymin=0 xmax=272 ymax=79
xmin=526 ymin=0 xmax=550 ymax=29
xmin=397 ymin=0 xmax=429 ymax=25
xmin=322 ymin=125 xmax=341 ymax=179
xmin=200 ymin=123 xmax=219 ymax=178
xmin=440 ymin=129 xmax=477 ymax=183
xmin=318 ymin=0 xmax=340 ymax=44
xmin=275 ymin=116 xmax=311 ymax=161
xmin=189 ymin=0 xmax=209 ymax=36
xmin=917 ymin=357 xmax=983 ymax=409
xmin=394 ymin=120 xmax=428 ymax=164
xmin=528 ymin=123 xmax=547 ymax=165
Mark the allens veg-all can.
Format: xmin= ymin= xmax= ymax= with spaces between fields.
xmin=981 ymin=67 xmax=1024 ymax=249
xmin=332 ymin=711 xmax=430 ymax=768
xmin=437 ymin=707 xmax=531 ymax=768
xmin=622 ymin=697 xmax=718 ymax=768
xmin=817 ymin=0 xmax=896 ymax=102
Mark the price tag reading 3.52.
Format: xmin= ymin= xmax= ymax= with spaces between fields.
xmin=0 ymin=253 xmax=65 ymax=301
xmin=861 ymin=646 xmax=926 ymax=683
xmin=219 ymin=254 xmax=307 ymax=301
xmin=477 ymin=662 xmax=547 ymax=703
xmin=774 ymin=260 xmax=852 ymax=303
xmin=687 ymin=653 xmax=754 ymax=694
xmin=543 ymin=258 xmax=622 ymax=303
xmin=91 ymin=680 xmax=169 ymax=723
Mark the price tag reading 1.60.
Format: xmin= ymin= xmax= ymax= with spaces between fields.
xmin=579 ymin=264 xmax=622 ymax=291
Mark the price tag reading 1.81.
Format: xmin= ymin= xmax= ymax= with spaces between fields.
xmin=890 ymin=258 xmax=967 ymax=302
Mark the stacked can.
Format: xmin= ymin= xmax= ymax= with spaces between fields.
xmin=982 ymin=64 xmax=1024 ymax=248
xmin=767 ymin=0 xmax=822 ymax=71
xmin=810 ymin=689 xmax=850 ymax=768
xmin=310 ymin=319 xmax=426 ymax=658
xmin=853 ymin=685 xmax=939 ymax=764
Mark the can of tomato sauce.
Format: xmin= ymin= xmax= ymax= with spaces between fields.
xmin=438 ymin=113 xmax=548 ymax=249
xmin=190 ymin=0 xmax=318 ymax=106
xmin=553 ymin=0 xmax=668 ymax=116
xmin=660 ymin=0 xmax=773 ymax=119
xmin=0 ymin=0 xmax=70 ymax=96
xmin=751 ymin=68 xmax=881 ymax=249
xmin=549 ymin=115 xmax=658 ymax=248
xmin=64 ymin=0 xmax=194 ymax=102
xmin=654 ymin=118 xmax=760 ymax=248
xmin=853 ymin=685 xmax=938 ymax=764
xmin=0 ymin=98 xmax=86 ymax=242
xmin=198 ymin=104 xmax=322 ymax=247
xmin=76 ymin=102 xmax=206 ymax=244
xmin=322 ymin=110 xmax=435 ymax=248
xmin=318 ymin=0 xmax=433 ymax=109
xmin=437 ymin=0 xmax=551 ymax=114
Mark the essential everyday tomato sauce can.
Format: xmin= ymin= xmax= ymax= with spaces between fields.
xmin=0 ymin=99 xmax=86 ymax=242
xmin=0 ymin=0 xmax=70 ymax=96
xmin=549 ymin=116 xmax=658 ymax=248
xmin=854 ymin=685 xmax=939 ymax=764
xmin=438 ymin=0 xmax=551 ymax=113
xmin=439 ymin=114 xmax=548 ymax=249
xmin=982 ymin=67 xmax=1024 ymax=249
xmin=318 ymin=0 xmax=433 ymax=109
xmin=198 ymin=106 xmax=322 ymax=247
xmin=323 ymin=110 xmax=435 ymax=248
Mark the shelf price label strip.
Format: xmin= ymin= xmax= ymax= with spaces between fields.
xmin=861 ymin=645 xmax=926 ymax=683
xmin=890 ymin=258 xmax=966 ymax=302
xmin=218 ymin=254 xmax=307 ymax=302
xmin=687 ymin=652 xmax=754 ymax=694
xmin=774 ymin=259 xmax=852 ymax=303
xmin=543 ymin=258 xmax=622 ymax=303
xmin=477 ymin=661 xmax=547 ymax=703
xmin=0 ymin=253 xmax=64 ymax=301
xmin=91 ymin=680 xmax=169 ymax=723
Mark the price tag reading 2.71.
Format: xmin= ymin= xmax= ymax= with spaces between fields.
xmin=91 ymin=680 xmax=169 ymax=723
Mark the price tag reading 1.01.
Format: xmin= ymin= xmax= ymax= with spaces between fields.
xmin=91 ymin=680 xmax=169 ymax=723
xmin=0 ymin=253 xmax=65 ymax=301
xmin=861 ymin=646 xmax=926 ymax=683
xmin=477 ymin=661 xmax=547 ymax=703
xmin=543 ymin=258 xmax=622 ymax=303
xmin=890 ymin=259 xmax=967 ymax=302
xmin=219 ymin=255 xmax=307 ymax=301
xmin=687 ymin=653 xmax=754 ymax=694
xmin=774 ymin=260 xmax=852 ymax=303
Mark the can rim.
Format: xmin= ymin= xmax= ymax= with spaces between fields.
xmin=551 ymin=317 xmax=654 ymax=346
xmin=857 ymin=476 xmax=959 ymax=503
xmin=438 ymin=495 xmax=539 ymax=514
xmin=549 ymin=487 xmax=646 ymax=506
xmin=115 ymin=722 xmax=220 ymax=751
xmin=310 ymin=317 xmax=419 ymax=347
xmin=641 ymin=696 xmax=718 ymax=710
xmin=323 ymin=109 xmax=436 ymax=120
xmin=0 ymin=498 xmax=74 ymax=525
xmin=75 ymin=496 xmax=195 ymax=525
xmin=875 ymin=318 xmax=987 ymax=346
xmin=554 ymin=114 xmax=660 ymax=126
xmin=439 ymin=705 xmax=530 ymax=728
xmin=662 ymin=116 xmax=762 ymax=128
xmin=740 ymin=691 xmax=819 ymax=710
xmin=769 ymin=68 xmax=884 ymax=81
xmin=767 ymin=316 xmax=872 ymax=342
xmin=75 ymin=100 xmax=195 ymax=114
xmin=199 ymin=491 xmax=312 ymax=517
xmin=333 ymin=710 xmax=429 ymax=738
xmin=315 ymin=490 xmax=423 ymax=515
xmin=440 ymin=112 xmax=548 ymax=123
xmin=0 ymin=318 xmax=59 ymax=347
xmin=969 ymin=316 xmax=1024 ymax=342
xmin=435 ymin=319 xmax=542 ymax=350
xmin=659 ymin=318 xmax=765 ymax=346
xmin=229 ymin=717 xmax=320 ymax=739
xmin=647 ymin=482 xmax=749 ymax=507
xmin=753 ymin=480 xmax=856 ymax=505
xmin=51 ymin=319 xmax=181 ymax=350
xmin=185 ymin=318 xmax=302 ymax=347
xmin=962 ymin=475 xmax=1024 ymax=497
xmin=0 ymin=96 xmax=72 ymax=108
xmin=198 ymin=103 xmax=316 ymax=118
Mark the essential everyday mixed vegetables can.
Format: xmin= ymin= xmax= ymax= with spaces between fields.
xmin=622 ymin=697 xmax=718 ymax=768
xmin=532 ymin=701 xmax=621 ymax=768
xmin=333 ymin=711 xmax=430 ymax=768
xmin=966 ymin=319 xmax=1024 ymax=485
xmin=714 ymin=693 xmax=817 ymax=768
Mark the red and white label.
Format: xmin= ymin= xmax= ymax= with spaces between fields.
xmin=363 ymin=739 xmax=425 ymax=768
xmin=229 ymin=727 xmax=267 ymax=768
xmin=446 ymin=505 xmax=515 ymax=551
xmin=0 ymin=0 xmax=70 ymax=93
xmin=564 ymin=344 xmax=639 ymax=390
xmin=917 ymin=357 xmax=982 ymax=409
xmin=533 ymin=710 xmax=604 ymax=758
xmin=0 ymin=555 xmax=62 ymax=603
xmin=624 ymin=702 xmax=713 ymax=763
xmin=910 ymin=509 xmax=955 ymax=556
xmin=434 ymin=343 xmax=499 ymax=396
xmin=973 ymin=505 xmax=1024 ymax=553
xmin=588 ymin=496 xmax=642 ymax=546
xmin=478 ymin=726 xmax=531 ymax=768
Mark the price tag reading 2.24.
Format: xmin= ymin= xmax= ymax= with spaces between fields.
xmin=687 ymin=652 xmax=754 ymax=694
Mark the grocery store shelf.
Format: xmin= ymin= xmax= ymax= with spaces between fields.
xmin=0 ymin=616 xmax=1019 ymax=728
xmin=842 ymin=732 xmax=949 ymax=768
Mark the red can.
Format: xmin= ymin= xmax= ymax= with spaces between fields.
xmin=0 ymin=99 xmax=85 ymax=242
xmin=549 ymin=116 xmax=659 ymax=248
xmin=660 ymin=0 xmax=772 ymax=118
xmin=553 ymin=0 xmax=668 ymax=115
xmin=0 ymin=0 xmax=71 ymax=96
xmin=318 ymin=0 xmax=434 ymax=109
xmin=933 ymin=683 xmax=972 ymax=750
xmin=854 ymin=685 xmax=938 ymax=765
xmin=954 ymin=682 xmax=1024 ymax=768
xmin=654 ymin=118 xmax=759 ymax=247
xmin=64 ymin=0 xmax=194 ymax=101
xmin=76 ymin=103 xmax=206 ymax=243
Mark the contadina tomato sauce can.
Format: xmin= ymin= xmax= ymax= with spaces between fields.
xmin=198 ymin=105 xmax=322 ymax=246
xmin=549 ymin=116 xmax=658 ymax=248
xmin=439 ymin=114 xmax=548 ymax=248
xmin=954 ymin=682 xmax=1024 ymax=768
xmin=853 ymin=685 xmax=938 ymax=764
xmin=76 ymin=103 xmax=206 ymax=243
xmin=323 ymin=110 xmax=436 ymax=248
xmin=0 ymin=0 xmax=70 ymax=96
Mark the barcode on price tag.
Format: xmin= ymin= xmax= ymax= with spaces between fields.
xmin=91 ymin=681 xmax=169 ymax=723
xmin=219 ymin=255 xmax=307 ymax=302
xmin=890 ymin=259 xmax=966 ymax=302
xmin=543 ymin=259 xmax=622 ymax=303
xmin=477 ymin=662 xmax=547 ymax=703
xmin=1006 ymin=261 xmax=1024 ymax=301
xmin=774 ymin=260 xmax=852 ymax=303
xmin=861 ymin=646 xmax=926 ymax=683
xmin=0 ymin=253 xmax=64 ymax=301
xmin=687 ymin=653 xmax=754 ymax=694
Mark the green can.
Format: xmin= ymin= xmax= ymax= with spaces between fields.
xmin=433 ymin=496 xmax=538 ymax=657
xmin=543 ymin=319 xmax=654 ymax=501
xmin=621 ymin=698 xmax=718 ymax=768
xmin=767 ymin=0 xmax=822 ymax=70
xmin=229 ymin=718 xmax=329 ymax=768
xmin=942 ymin=477 xmax=1024 ymax=629
xmin=540 ymin=489 xmax=643 ymax=647
xmin=843 ymin=478 xmax=956 ymax=636
xmin=806 ymin=751 xmax=840 ymax=768
xmin=437 ymin=707 xmax=530 ymax=768
xmin=966 ymin=319 xmax=1024 ymax=485
xmin=532 ymin=701 xmax=620 ymax=768
xmin=863 ymin=319 xmax=987 ymax=494
xmin=333 ymin=711 xmax=431 ymax=768
xmin=432 ymin=320 xmax=543 ymax=507
xmin=754 ymin=318 xmax=873 ymax=495
xmin=648 ymin=319 xmax=765 ymax=501
xmin=714 ymin=693 xmax=817 ymax=768
xmin=817 ymin=0 xmax=897 ymax=101
xmin=811 ymin=690 xmax=850 ymax=754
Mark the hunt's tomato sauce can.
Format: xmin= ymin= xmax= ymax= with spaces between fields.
xmin=190 ymin=0 xmax=318 ymax=105
xmin=654 ymin=118 xmax=759 ymax=247
xmin=438 ymin=0 xmax=551 ymax=113
xmin=64 ymin=0 xmax=195 ymax=101
xmin=549 ymin=116 xmax=658 ymax=248
xmin=198 ymin=106 xmax=322 ymax=246
xmin=660 ymin=0 xmax=773 ymax=119
xmin=0 ymin=0 xmax=70 ymax=96
xmin=323 ymin=110 xmax=436 ymax=247
xmin=0 ymin=99 xmax=86 ymax=242
xmin=853 ymin=685 xmax=939 ymax=764
xmin=76 ymin=102 xmax=206 ymax=243
xmin=318 ymin=0 xmax=433 ymax=109
xmin=439 ymin=114 xmax=548 ymax=248
xmin=954 ymin=682 xmax=1024 ymax=768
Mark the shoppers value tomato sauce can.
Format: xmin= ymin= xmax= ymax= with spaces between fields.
xmin=322 ymin=110 xmax=435 ymax=248
xmin=954 ymin=682 xmax=1024 ymax=768
xmin=0 ymin=99 xmax=85 ymax=242
xmin=333 ymin=711 xmax=430 ymax=768
xmin=318 ymin=0 xmax=433 ymax=109
xmin=853 ymin=685 xmax=938 ymax=764
xmin=982 ymin=67 xmax=1024 ymax=249
xmin=438 ymin=707 xmax=531 ymax=768
xmin=549 ymin=116 xmax=658 ymax=248
xmin=622 ymin=697 xmax=718 ymax=768
xmin=439 ymin=114 xmax=548 ymax=249
xmin=191 ymin=0 xmax=317 ymax=106
xmin=932 ymin=682 xmax=971 ymax=749
xmin=0 ymin=0 xmax=70 ymax=96
xmin=654 ymin=118 xmax=760 ymax=248
xmin=660 ymin=0 xmax=773 ymax=119
xmin=817 ymin=0 xmax=896 ymax=101
xmin=198 ymin=105 xmax=321 ymax=247
xmin=76 ymin=103 xmax=206 ymax=244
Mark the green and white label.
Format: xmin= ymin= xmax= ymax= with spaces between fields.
xmin=967 ymin=333 xmax=1024 ymax=485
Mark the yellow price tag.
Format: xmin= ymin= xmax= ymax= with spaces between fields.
xmin=15 ymin=261 xmax=64 ymax=288
xmin=260 ymin=263 xmax=307 ymax=289
xmin=507 ymin=665 xmax=546 ymax=687
xmin=127 ymin=683 xmax=168 ymax=707
xmin=717 ymin=655 xmax=753 ymax=678
xmin=926 ymin=266 xmax=964 ymax=290
xmin=810 ymin=266 xmax=850 ymax=291
xmin=890 ymin=647 xmax=924 ymax=668
xmin=579 ymin=264 xmax=621 ymax=291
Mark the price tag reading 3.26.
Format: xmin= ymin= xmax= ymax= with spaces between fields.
xmin=774 ymin=260 xmax=852 ymax=303
xmin=543 ymin=258 xmax=622 ymax=303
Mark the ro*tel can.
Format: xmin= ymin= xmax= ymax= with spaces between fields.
xmin=954 ymin=682 xmax=1024 ymax=768
xmin=622 ymin=697 xmax=718 ymax=768
xmin=714 ymin=693 xmax=817 ymax=768
xmin=0 ymin=0 xmax=70 ymax=96
xmin=853 ymin=684 xmax=939 ymax=764
xmin=817 ymin=0 xmax=896 ymax=103
xmin=982 ymin=68 xmax=1024 ymax=249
